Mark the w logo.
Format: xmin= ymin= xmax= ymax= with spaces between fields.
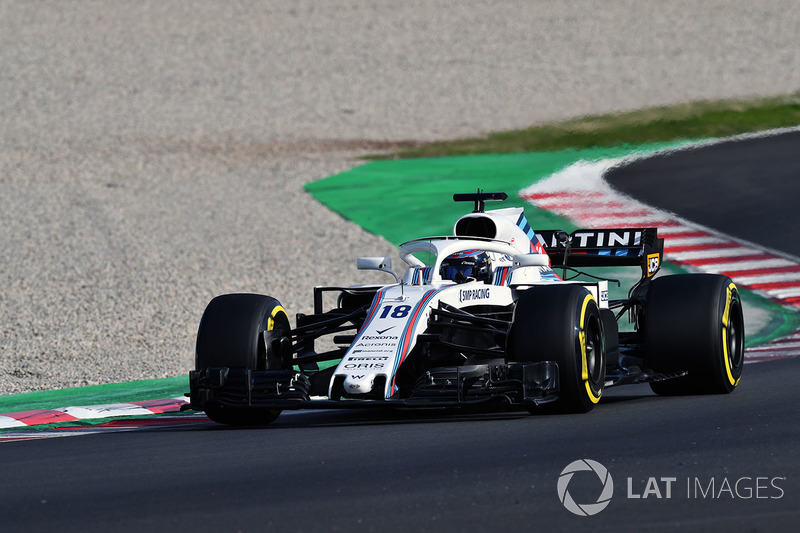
xmin=557 ymin=459 xmax=614 ymax=516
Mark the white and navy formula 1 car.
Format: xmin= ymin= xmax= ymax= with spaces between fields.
xmin=188 ymin=191 xmax=744 ymax=425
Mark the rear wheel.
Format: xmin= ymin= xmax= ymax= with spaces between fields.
xmin=195 ymin=293 xmax=291 ymax=425
xmin=509 ymin=285 xmax=606 ymax=413
xmin=644 ymin=275 xmax=744 ymax=395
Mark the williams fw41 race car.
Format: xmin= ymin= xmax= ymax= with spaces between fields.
xmin=188 ymin=191 xmax=744 ymax=425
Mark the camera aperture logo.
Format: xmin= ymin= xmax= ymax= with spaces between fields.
xmin=557 ymin=459 xmax=614 ymax=516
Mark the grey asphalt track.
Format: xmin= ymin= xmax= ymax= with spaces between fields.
xmin=1 ymin=357 xmax=797 ymax=532
xmin=605 ymin=130 xmax=800 ymax=258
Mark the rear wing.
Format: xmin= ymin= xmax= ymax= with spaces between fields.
xmin=535 ymin=228 xmax=664 ymax=280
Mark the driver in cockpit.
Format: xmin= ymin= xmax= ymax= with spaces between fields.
xmin=440 ymin=251 xmax=492 ymax=284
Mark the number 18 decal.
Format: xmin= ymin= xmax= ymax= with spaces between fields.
xmin=378 ymin=305 xmax=411 ymax=319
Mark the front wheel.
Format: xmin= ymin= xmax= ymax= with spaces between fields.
xmin=644 ymin=274 xmax=744 ymax=395
xmin=509 ymin=284 xmax=606 ymax=413
xmin=195 ymin=293 xmax=291 ymax=425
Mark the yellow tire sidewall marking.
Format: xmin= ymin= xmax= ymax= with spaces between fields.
xmin=268 ymin=305 xmax=287 ymax=332
xmin=721 ymin=283 xmax=739 ymax=387
xmin=579 ymin=293 xmax=601 ymax=404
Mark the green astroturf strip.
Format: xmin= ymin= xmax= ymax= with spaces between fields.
xmin=0 ymin=376 xmax=188 ymax=414
xmin=305 ymin=142 xmax=691 ymax=245
xmin=307 ymin=140 xmax=792 ymax=349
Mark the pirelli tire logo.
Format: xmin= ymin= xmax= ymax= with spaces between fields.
xmin=647 ymin=253 xmax=660 ymax=277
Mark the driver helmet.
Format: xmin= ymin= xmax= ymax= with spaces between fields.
xmin=440 ymin=251 xmax=492 ymax=283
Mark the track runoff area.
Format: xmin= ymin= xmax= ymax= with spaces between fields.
xmin=2 ymin=133 xmax=799 ymax=437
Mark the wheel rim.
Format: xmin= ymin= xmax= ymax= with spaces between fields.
xmin=586 ymin=316 xmax=605 ymax=387
xmin=259 ymin=308 xmax=289 ymax=370
xmin=727 ymin=297 xmax=744 ymax=374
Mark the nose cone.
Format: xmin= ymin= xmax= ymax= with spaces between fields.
xmin=343 ymin=374 xmax=376 ymax=394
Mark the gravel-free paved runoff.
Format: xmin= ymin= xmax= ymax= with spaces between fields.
xmin=2 ymin=1 xmax=799 ymax=394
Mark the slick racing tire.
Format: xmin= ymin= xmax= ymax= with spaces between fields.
xmin=509 ymin=284 xmax=606 ymax=413
xmin=644 ymin=274 xmax=744 ymax=395
xmin=195 ymin=293 xmax=290 ymax=425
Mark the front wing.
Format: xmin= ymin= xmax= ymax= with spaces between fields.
xmin=188 ymin=361 xmax=560 ymax=411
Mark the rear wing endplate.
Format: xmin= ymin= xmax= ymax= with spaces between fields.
xmin=535 ymin=228 xmax=664 ymax=279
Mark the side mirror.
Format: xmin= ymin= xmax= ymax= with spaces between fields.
xmin=357 ymin=257 xmax=400 ymax=283
xmin=357 ymin=257 xmax=392 ymax=271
